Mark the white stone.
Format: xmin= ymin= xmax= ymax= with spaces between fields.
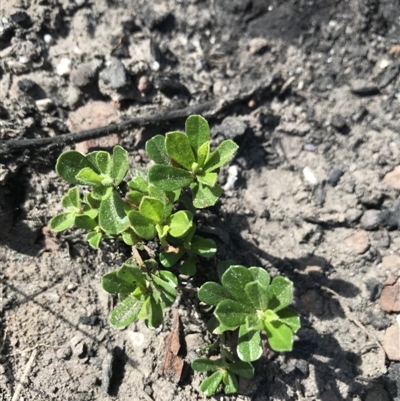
xmin=44 ymin=34 xmax=54 ymax=45
xmin=35 ymin=98 xmax=53 ymax=112
xmin=56 ymin=58 xmax=72 ymax=76
xmin=303 ymin=166 xmax=318 ymax=186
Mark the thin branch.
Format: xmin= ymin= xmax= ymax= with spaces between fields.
xmin=0 ymin=77 xmax=277 ymax=156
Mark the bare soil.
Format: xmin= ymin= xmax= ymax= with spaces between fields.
xmin=1 ymin=1 xmax=400 ymax=400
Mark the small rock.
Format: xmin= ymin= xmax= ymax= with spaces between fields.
xmin=379 ymin=279 xmax=400 ymax=312
xmin=223 ymin=165 xmax=238 ymax=191
xmin=345 ymin=230 xmax=370 ymax=254
xmin=185 ymin=333 xmax=203 ymax=350
xmin=346 ymin=208 xmax=363 ymax=224
xmin=35 ymin=98 xmax=53 ymax=112
xmin=70 ymin=60 xmax=102 ymax=88
xmin=156 ymin=76 xmax=190 ymax=98
xmin=383 ymin=203 xmax=400 ymax=230
xmin=328 ymin=168 xmax=344 ymax=186
xmin=248 ymin=37 xmax=269 ymax=55
xmin=369 ymin=230 xmax=390 ymax=249
xmin=360 ymin=210 xmax=382 ymax=231
xmin=382 ymin=325 xmax=400 ymax=361
xmin=17 ymin=78 xmax=35 ymax=93
xmin=351 ymin=106 xmax=368 ymax=123
xmin=382 ymin=255 xmax=400 ymax=275
xmin=366 ymin=307 xmax=390 ymax=330
xmin=350 ymin=80 xmax=380 ymax=96
xmin=70 ymin=336 xmax=87 ymax=358
xmin=56 ymin=58 xmax=72 ymax=76
xmin=99 ymin=58 xmax=128 ymax=90
xmin=384 ymin=166 xmax=400 ymax=189
xmin=56 ymin=346 xmax=72 ymax=360
xmin=383 ymin=363 xmax=400 ymax=400
xmin=127 ymin=331 xmax=145 ymax=347
xmin=137 ymin=75 xmax=151 ymax=93
xmin=300 ymin=289 xmax=325 ymax=315
xmin=364 ymin=278 xmax=382 ymax=301
xmin=10 ymin=11 xmax=32 ymax=29
xmin=43 ymin=34 xmax=54 ymax=45
xmin=331 ymin=114 xmax=347 ymax=131
xmin=303 ymin=166 xmax=318 ymax=186
xmin=216 ymin=116 xmax=248 ymax=140
xmin=79 ymin=313 xmax=98 ymax=326
xmin=75 ymin=0 xmax=86 ymax=6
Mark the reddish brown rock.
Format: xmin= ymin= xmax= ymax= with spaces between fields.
xmin=345 ymin=230 xmax=370 ymax=254
xmin=379 ymin=279 xmax=400 ymax=312
xmin=382 ymin=325 xmax=400 ymax=361
xmin=384 ymin=166 xmax=400 ymax=189
xmin=382 ymin=255 xmax=400 ymax=276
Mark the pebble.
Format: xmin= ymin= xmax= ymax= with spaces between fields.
xmin=366 ymin=307 xmax=390 ymax=330
xmin=10 ymin=11 xmax=32 ymax=29
xmin=277 ymin=122 xmax=311 ymax=136
xmin=351 ymin=106 xmax=368 ymax=123
xmin=369 ymin=230 xmax=390 ymax=249
xmin=381 ymin=255 xmax=400 ymax=275
xmin=350 ymin=80 xmax=380 ymax=96
xmin=56 ymin=58 xmax=72 ymax=76
xmin=156 ymin=76 xmax=190 ymax=98
xmin=137 ymin=75 xmax=151 ymax=93
xmin=379 ymin=279 xmax=400 ymax=312
xmin=217 ymin=116 xmax=248 ymax=140
xmin=70 ymin=60 xmax=102 ymax=88
xmin=331 ymin=114 xmax=347 ymax=131
xmin=383 ymin=363 xmax=400 ymax=400
xmin=99 ymin=58 xmax=128 ymax=90
xmin=223 ymin=165 xmax=238 ymax=191
xmin=345 ymin=208 xmax=363 ymax=224
xmin=75 ymin=0 xmax=86 ymax=6
xmin=328 ymin=168 xmax=344 ymax=186
xmin=43 ymin=34 xmax=54 ymax=45
xmin=35 ymin=98 xmax=53 ymax=112
xmin=384 ymin=202 xmax=400 ymax=230
xmin=70 ymin=335 xmax=87 ymax=358
xmin=185 ymin=333 xmax=203 ymax=351
xmin=248 ymin=37 xmax=269 ymax=55
xmin=364 ymin=277 xmax=382 ymax=301
xmin=345 ymin=230 xmax=370 ymax=254
xmin=384 ymin=166 xmax=400 ymax=189
xmin=303 ymin=166 xmax=319 ymax=186
xmin=382 ymin=324 xmax=400 ymax=361
xmin=360 ymin=210 xmax=382 ymax=231
xmin=56 ymin=346 xmax=72 ymax=360
xmin=365 ymin=385 xmax=391 ymax=401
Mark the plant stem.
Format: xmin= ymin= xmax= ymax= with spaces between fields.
xmin=132 ymin=246 xmax=144 ymax=266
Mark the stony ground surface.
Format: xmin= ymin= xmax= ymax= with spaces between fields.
xmin=1 ymin=0 xmax=400 ymax=400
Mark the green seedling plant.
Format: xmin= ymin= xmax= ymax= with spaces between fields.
xmin=50 ymin=115 xmax=300 ymax=396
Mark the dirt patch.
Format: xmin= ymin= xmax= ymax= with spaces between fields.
xmin=1 ymin=0 xmax=400 ymax=400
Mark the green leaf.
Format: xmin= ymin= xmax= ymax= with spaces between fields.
xmin=248 ymin=267 xmax=270 ymax=289
xmin=117 ymin=262 xmax=146 ymax=288
xmin=191 ymin=236 xmax=216 ymax=258
xmin=215 ymin=299 xmax=250 ymax=328
xmin=49 ymin=212 xmax=75 ymax=232
xmin=200 ymin=370 xmax=224 ymax=397
xmin=127 ymin=190 xmax=145 ymax=206
xmin=56 ymin=151 xmax=96 ymax=184
xmin=147 ymin=295 xmax=164 ymax=329
xmin=197 ymin=141 xmax=210 ymax=167
xmin=128 ymin=210 xmax=156 ymax=239
xmin=121 ymin=228 xmax=139 ymax=246
xmin=198 ymin=282 xmax=233 ymax=306
xmin=152 ymin=274 xmax=177 ymax=303
xmin=112 ymin=145 xmax=129 ymax=185
xmin=86 ymin=231 xmax=102 ymax=248
xmin=277 ymin=308 xmax=301 ymax=333
xmin=139 ymin=196 xmax=164 ymax=223
xmin=237 ymin=325 xmax=262 ymax=362
xmin=148 ymin=165 xmax=193 ymax=191
xmin=96 ymin=151 xmax=112 ymax=175
xmin=245 ymin=314 xmax=264 ymax=331
xmin=98 ymin=190 xmax=130 ymax=234
xmin=109 ymin=295 xmax=144 ymax=329
xmin=102 ymin=271 xmax=136 ymax=294
xmin=221 ymin=266 xmax=254 ymax=304
xmin=204 ymin=140 xmax=239 ymax=172
xmin=128 ymin=176 xmax=148 ymax=192
xmin=158 ymin=270 xmax=178 ymax=287
xmin=264 ymin=320 xmax=295 ymax=352
xmin=159 ymin=248 xmax=184 ymax=268
xmin=217 ymin=260 xmax=236 ymax=281
xmin=74 ymin=215 xmax=97 ymax=230
xmin=180 ymin=256 xmax=196 ymax=276
xmin=191 ymin=358 xmax=219 ymax=372
xmin=91 ymin=185 xmax=113 ymax=201
xmin=213 ymin=322 xmax=238 ymax=334
xmin=228 ymin=361 xmax=255 ymax=379
xmin=76 ymin=167 xmax=103 ymax=186
xmin=196 ymin=172 xmax=217 ymax=187
xmin=192 ymin=183 xmax=222 ymax=208
xmin=245 ymin=281 xmax=269 ymax=311
xmin=185 ymin=115 xmax=210 ymax=156
xmin=223 ymin=371 xmax=239 ymax=394
xmin=267 ymin=276 xmax=294 ymax=312
xmin=62 ymin=187 xmax=81 ymax=209
xmin=82 ymin=207 xmax=98 ymax=219
xmin=85 ymin=192 xmax=101 ymax=209
xmin=168 ymin=210 xmax=193 ymax=238
xmin=146 ymin=135 xmax=170 ymax=165
xmin=165 ymin=131 xmax=196 ymax=170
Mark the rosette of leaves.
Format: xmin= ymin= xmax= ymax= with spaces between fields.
xmin=54 ymin=145 xmax=131 ymax=247
xmin=198 ymin=265 xmax=300 ymax=361
xmin=101 ymin=257 xmax=177 ymax=329
xmin=191 ymin=358 xmax=254 ymax=396
xmin=147 ymin=115 xmax=239 ymax=208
